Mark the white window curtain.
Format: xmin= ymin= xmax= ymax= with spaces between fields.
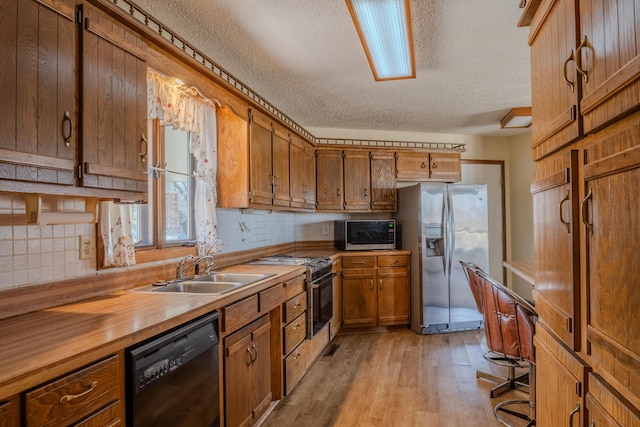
xmin=147 ymin=69 xmax=221 ymax=256
xmin=100 ymin=202 xmax=136 ymax=268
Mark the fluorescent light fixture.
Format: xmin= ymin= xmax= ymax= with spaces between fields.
xmin=346 ymin=0 xmax=415 ymax=81
xmin=500 ymin=107 xmax=532 ymax=129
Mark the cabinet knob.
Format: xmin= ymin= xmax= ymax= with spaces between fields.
xmin=420 ymin=162 xmax=426 ymax=169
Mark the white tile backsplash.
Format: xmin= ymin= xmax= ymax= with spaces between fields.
xmin=0 ymin=193 xmax=393 ymax=290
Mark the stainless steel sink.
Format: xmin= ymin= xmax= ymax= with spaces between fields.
xmin=133 ymin=272 xmax=275 ymax=295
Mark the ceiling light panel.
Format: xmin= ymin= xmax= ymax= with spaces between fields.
xmin=347 ymin=0 xmax=416 ymax=81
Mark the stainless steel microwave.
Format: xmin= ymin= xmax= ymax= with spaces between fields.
xmin=334 ymin=220 xmax=396 ymax=250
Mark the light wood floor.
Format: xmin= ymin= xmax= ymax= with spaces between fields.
xmin=261 ymin=328 xmax=530 ymax=427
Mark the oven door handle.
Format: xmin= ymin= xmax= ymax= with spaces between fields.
xmin=309 ymin=272 xmax=336 ymax=288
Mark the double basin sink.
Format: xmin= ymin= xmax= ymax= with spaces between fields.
xmin=134 ymin=272 xmax=275 ymax=295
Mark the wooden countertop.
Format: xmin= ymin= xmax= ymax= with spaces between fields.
xmin=503 ymin=259 xmax=536 ymax=286
xmin=0 ymin=249 xmax=410 ymax=398
xmin=0 ymin=263 xmax=305 ymax=399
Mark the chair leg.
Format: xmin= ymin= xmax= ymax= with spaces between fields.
xmin=477 ymin=365 xmax=530 ymax=398
xmin=493 ymin=363 xmax=536 ymax=427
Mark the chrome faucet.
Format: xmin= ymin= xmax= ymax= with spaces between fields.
xmin=176 ymin=254 xmax=216 ymax=279
xmin=193 ymin=255 xmax=216 ymax=276
xmin=176 ymin=255 xmax=196 ymax=279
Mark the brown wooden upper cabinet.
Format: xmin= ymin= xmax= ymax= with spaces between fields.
xmin=578 ymin=0 xmax=640 ymax=134
xmin=247 ymin=108 xmax=291 ymax=207
xmin=0 ymin=0 xmax=77 ymax=186
xmin=315 ymin=149 xmax=344 ymax=210
xmin=316 ymin=148 xmax=398 ymax=212
xmin=342 ymin=150 xmax=370 ymax=211
xmin=395 ymin=151 xmax=461 ymax=182
xmin=218 ymin=107 xmax=318 ymax=210
xmin=290 ymin=134 xmax=316 ymax=210
xmin=80 ymin=4 xmax=148 ymax=198
xmin=0 ymin=1 xmax=148 ymax=200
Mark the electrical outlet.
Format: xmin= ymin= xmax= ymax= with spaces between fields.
xmin=79 ymin=235 xmax=92 ymax=260
xmin=322 ymin=224 xmax=330 ymax=235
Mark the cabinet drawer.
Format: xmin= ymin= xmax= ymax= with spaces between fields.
xmin=259 ymin=283 xmax=283 ymax=313
xmin=283 ymin=313 xmax=307 ymax=355
xmin=284 ymin=341 xmax=307 ymax=394
xmin=74 ymin=400 xmax=122 ymax=427
xmin=283 ymin=275 xmax=305 ymax=300
xmin=342 ymin=256 xmax=375 ymax=269
xmin=0 ymin=395 xmax=19 ymax=427
xmin=377 ymin=255 xmax=408 ymax=268
xmin=223 ymin=294 xmax=259 ymax=333
xmin=284 ymin=292 xmax=307 ymax=324
xmin=25 ymin=355 xmax=121 ymax=427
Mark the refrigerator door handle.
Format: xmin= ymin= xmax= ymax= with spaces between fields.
xmin=443 ymin=189 xmax=450 ymax=277
xmin=447 ymin=189 xmax=455 ymax=275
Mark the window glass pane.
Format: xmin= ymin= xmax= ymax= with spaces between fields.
xmin=132 ymin=120 xmax=155 ymax=247
xmin=164 ymin=127 xmax=194 ymax=243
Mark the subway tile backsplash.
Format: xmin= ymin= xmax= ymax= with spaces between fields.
xmin=0 ymin=193 xmax=387 ymax=290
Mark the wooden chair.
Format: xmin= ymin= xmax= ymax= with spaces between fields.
xmin=460 ymin=260 xmax=530 ymax=398
xmin=476 ymin=268 xmax=536 ymax=427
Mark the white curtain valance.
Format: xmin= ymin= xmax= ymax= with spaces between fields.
xmin=147 ymin=69 xmax=221 ymax=256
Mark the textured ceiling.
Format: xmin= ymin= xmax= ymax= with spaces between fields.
xmin=132 ymin=0 xmax=532 ymax=138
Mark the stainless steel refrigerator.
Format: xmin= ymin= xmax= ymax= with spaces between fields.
xmin=395 ymin=183 xmax=489 ymax=334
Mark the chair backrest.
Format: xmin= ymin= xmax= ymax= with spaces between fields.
xmin=460 ymin=260 xmax=485 ymax=315
xmin=476 ymin=269 xmax=537 ymax=364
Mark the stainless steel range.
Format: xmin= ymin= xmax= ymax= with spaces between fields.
xmin=252 ymin=255 xmax=334 ymax=338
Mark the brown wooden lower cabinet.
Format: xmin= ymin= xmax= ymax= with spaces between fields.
xmin=342 ymin=254 xmax=410 ymax=329
xmin=534 ymin=326 xmax=589 ymax=427
xmin=586 ymin=373 xmax=640 ymax=427
xmin=224 ymin=314 xmax=272 ymax=427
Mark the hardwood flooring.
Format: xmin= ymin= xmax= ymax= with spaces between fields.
xmin=261 ymin=329 xmax=530 ymax=427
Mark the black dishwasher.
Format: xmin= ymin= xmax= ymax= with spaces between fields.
xmin=126 ymin=312 xmax=220 ymax=427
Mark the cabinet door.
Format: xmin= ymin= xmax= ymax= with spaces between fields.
xmin=429 ymin=152 xmax=461 ymax=182
xmin=0 ymin=0 xmax=76 ymax=185
xmin=272 ymin=124 xmax=290 ymax=207
xmin=249 ymin=110 xmax=273 ymax=205
xmin=251 ymin=320 xmax=272 ymax=422
xmin=80 ymin=5 xmax=148 ymax=197
xmin=529 ymin=0 xmax=581 ymax=160
xmin=343 ymin=150 xmax=370 ymax=210
xmin=586 ymin=373 xmax=640 ymax=427
xmin=225 ymin=333 xmax=254 ymax=427
xmin=395 ymin=152 xmax=430 ymax=181
xmin=289 ymin=136 xmax=306 ymax=208
xmin=303 ymin=142 xmax=316 ymax=209
xmin=377 ymin=267 xmax=409 ymax=325
xmin=535 ymin=328 xmax=587 ymax=427
xmin=342 ymin=269 xmax=377 ymax=327
xmin=531 ymin=149 xmax=580 ymax=350
xmin=583 ymin=120 xmax=640 ymax=405
xmin=316 ymin=149 xmax=343 ymax=210
xmin=370 ymin=151 xmax=397 ymax=211
xmin=579 ymin=0 xmax=640 ymax=133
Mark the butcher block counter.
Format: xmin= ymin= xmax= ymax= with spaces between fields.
xmin=0 ymin=263 xmax=305 ymax=400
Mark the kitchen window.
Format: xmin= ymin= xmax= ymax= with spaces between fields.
xmin=131 ymin=120 xmax=196 ymax=248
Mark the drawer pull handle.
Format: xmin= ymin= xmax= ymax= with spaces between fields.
xmin=580 ymin=188 xmax=593 ymax=235
xmin=62 ymin=110 xmax=73 ymax=147
xmin=420 ymin=162 xmax=426 ymax=169
xmin=353 ymin=261 xmax=365 ymax=264
xmin=569 ymin=401 xmax=580 ymax=425
xmin=60 ymin=381 xmax=97 ymax=403
xmin=293 ymin=323 xmax=301 ymax=330
xmin=559 ymin=189 xmax=571 ymax=233
xmin=294 ymin=303 xmax=302 ymax=309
